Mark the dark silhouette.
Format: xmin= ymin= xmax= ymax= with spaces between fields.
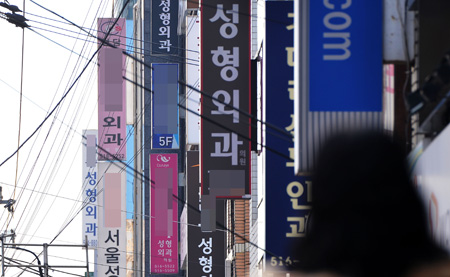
xmin=293 ymin=131 xmax=448 ymax=277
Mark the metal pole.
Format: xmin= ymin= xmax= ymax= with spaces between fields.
xmin=133 ymin=1 xmax=143 ymax=276
xmin=85 ymin=235 xmax=90 ymax=277
xmin=43 ymin=243 xmax=48 ymax=277
xmin=1 ymin=237 xmax=4 ymax=277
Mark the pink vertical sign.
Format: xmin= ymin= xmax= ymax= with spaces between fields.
xmin=151 ymin=154 xmax=178 ymax=274
xmin=98 ymin=18 xmax=126 ymax=161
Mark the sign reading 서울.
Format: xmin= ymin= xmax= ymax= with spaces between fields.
xmin=201 ymin=0 xmax=251 ymax=198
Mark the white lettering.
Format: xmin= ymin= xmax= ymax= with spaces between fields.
xmin=323 ymin=32 xmax=351 ymax=60
xmin=324 ymin=0 xmax=352 ymax=10
xmin=322 ymin=1 xmax=352 ymax=61
xmin=323 ymin=12 xmax=351 ymax=31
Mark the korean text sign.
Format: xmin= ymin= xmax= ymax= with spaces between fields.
xmin=82 ymin=130 xmax=98 ymax=248
xmin=151 ymin=0 xmax=178 ymax=55
xmin=266 ymin=1 xmax=312 ymax=270
xmin=150 ymin=154 xmax=179 ymax=274
xmin=201 ymin=0 xmax=251 ymax=198
xmin=98 ymin=18 xmax=127 ymax=161
xmin=97 ymin=162 xmax=127 ymax=277
xmin=186 ymin=151 xmax=226 ymax=276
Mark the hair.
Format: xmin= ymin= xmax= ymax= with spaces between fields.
xmin=293 ymin=131 xmax=447 ymax=277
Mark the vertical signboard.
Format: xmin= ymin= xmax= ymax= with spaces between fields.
xmin=151 ymin=0 xmax=179 ymax=55
xmin=265 ymin=1 xmax=312 ymax=271
xmin=186 ymin=15 xmax=200 ymax=145
xmin=150 ymin=154 xmax=178 ymax=274
xmin=82 ymin=130 xmax=99 ymax=248
xmin=294 ymin=1 xmax=383 ymax=174
xmin=97 ymin=162 xmax=127 ymax=277
xmin=309 ymin=1 xmax=382 ymax=111
xmin=152 ymin=64 xmax=180 ymax=149
xmin=201 ymin=0 xmax=251 ymax=198
xmin=187 ymin=151 xmax=226 ymax=276
xmin=98 ymin=18 xmax=127 ymax=161
xmin=383 ymin=64 xmax=395 ymax=132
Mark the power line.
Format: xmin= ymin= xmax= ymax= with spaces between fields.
xmin=10 ymin=0 xmax=27 ymax=231
xmin=0 ymin=0 xmax=296 ymax=271
xmin=0 ymin=1 xmax=127 ymax=169
xmin=1 ymin=0 xmax=109 ymax=267
xmin=123 ymin=75 xmax=293 ymax=161
xmin=1 ymin=0 xmax=126 ymax=267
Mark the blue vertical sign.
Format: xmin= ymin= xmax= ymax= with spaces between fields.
xmin=309 ymin=1 xmax=382 ymax=111
xmin=266 ymin=1 xmax=312 ymax=271
xmin=151 ymin=0 xmax=178 ymax=55
xmin=152 ymin=64 xmax=179 ymax=149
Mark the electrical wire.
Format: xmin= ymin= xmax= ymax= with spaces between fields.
xmin=11 ymin=0 xmax=110 ymax=249
xmin=26 ymin=17 xmax=200 ymax=67
xmin=124 ymin=76 xmax=292 ymax=160
xmin=1 ymin=0 xmax=115 ymax=266
xmin=9 ymin=0 xmax=26 ymax=231
xmin=0 ymin=0 xmax=298 ymax=272
xmin=10 ymin=0 xmax=134 ymax=268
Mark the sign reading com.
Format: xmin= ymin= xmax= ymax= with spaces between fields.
xmin=309 ymin=0 xmax=382 ymax=111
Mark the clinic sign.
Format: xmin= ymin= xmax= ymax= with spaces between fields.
xmin=150 ymin=154 xmax=178 ymax=274
xmin=98 ymin=18 xmax=127 ymax=161
xmin=308 ymin=1 xmax=382 ymax=111
xmin=152 ymin=64 xmax=179 ymax=149
xmin=82 ymin=130 xmax=98 ymax=248
xmin=186 ymin=151 xmax=226 ymax=276
xmin=151 ymin=0 xmax=178 ymax=55
xmin=201 ymin=0 xmax=251 ymax=198
xmin=266 ymin=1 xmax=312 ymax=271
xmin=97 ymin=163 xmax=127 ymax=277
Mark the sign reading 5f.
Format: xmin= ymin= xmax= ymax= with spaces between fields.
xmin=154 ymin=134 xmax=179 ymax=149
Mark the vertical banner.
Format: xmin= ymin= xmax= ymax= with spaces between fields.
xmin=186 ymin=15 xmax=200 ymax=145
xmin=201 ymin=0 xmax=251 ymax=198
xmin=151 ymin=0 xmax=179 ymax=55
xmin=383 ymin=64 xmax=395 ymax=132
xmin=82 ymin=130 xmax=98 ymax=248
xmin=265 ymin=2 xmax=312 ymax=271
xmin=187 ymin=151 xmax=226 ymax=276
xmin=98 ymin=18 xmax=127 ymax=161
xmin=152 ymin=64 xmax=180 ymax=149
xmin=308 ymin=1 xmax=382 ymax=111
xmin=294 ymin=1 xmax=383 ymax=174
xmin=150 ymin=154 xmax=179 ymax=274
xmin=97 ymin=162 xmax=127 ymax=277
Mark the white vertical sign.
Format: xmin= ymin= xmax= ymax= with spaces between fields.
xmin=82 ymin=130 xmax=99 ymax=248
xmin=186 ymin=15 xmax=200 ymax=145
xmin=97 ymin=162 xmax=127 ymax=277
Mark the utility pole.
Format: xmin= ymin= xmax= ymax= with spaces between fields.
xmin=133 ymin=1 xmax=143 ymax=276
xmin=1 ymin=236 xmax=90 ymax=277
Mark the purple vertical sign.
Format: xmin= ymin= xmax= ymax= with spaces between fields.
xmin=150 ymin=154 xmax=178 ymax=274
xmin=98 ymin=18 xmax=127 ymax=161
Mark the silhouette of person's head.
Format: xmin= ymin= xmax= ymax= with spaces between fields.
xmin=293 ymin=131 xmax=446 ymax=277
